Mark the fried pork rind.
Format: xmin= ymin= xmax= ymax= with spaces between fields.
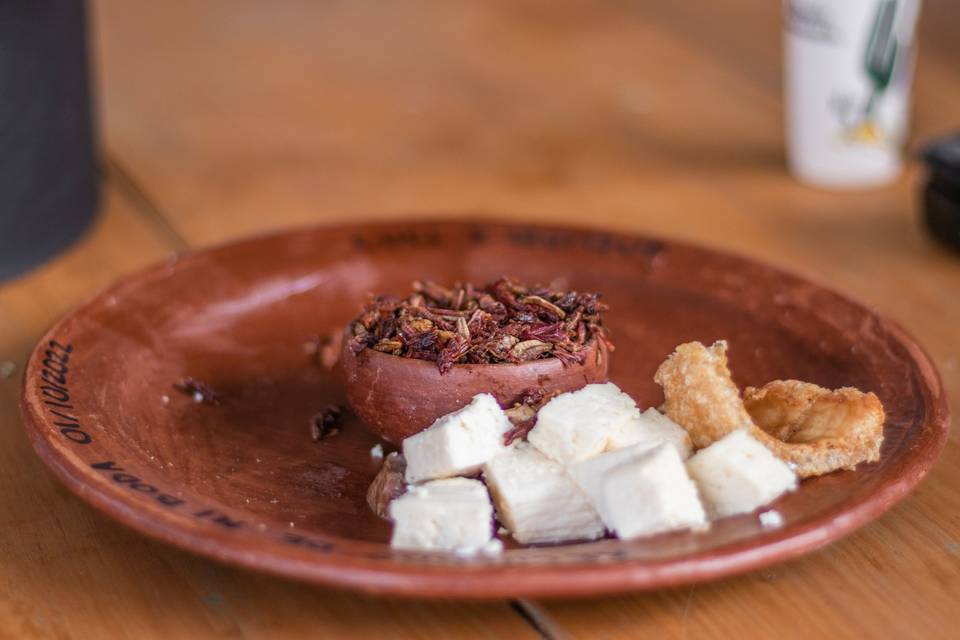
xmin=654 ymin=341 xmax=885 ymax=478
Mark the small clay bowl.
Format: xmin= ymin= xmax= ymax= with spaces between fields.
xmin=341 ymin=331 xmax=610 ymax=444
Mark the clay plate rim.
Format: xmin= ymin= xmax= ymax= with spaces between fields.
xmin=19 ymin=220 xmax=951 ymax=599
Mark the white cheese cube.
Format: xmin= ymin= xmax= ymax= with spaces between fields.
xmin=606 ymin=407 xmax=693 ymax=459
xmin=403 ymin=393 xmax=512 ymax=484
xmin=568 ymin=442 xmax=659 ymax=506
xmin=389 ymin=478 xmax=494 ymax=552
xmin=528 ymin=382 xmax=640 ymax=464
xmin=596 ymin=443 xmax=707 ymax=539
xmin=686 ymin=429 xmax=798 ymax=519
xmin=483 ymin=442 xmax=604 ymax=544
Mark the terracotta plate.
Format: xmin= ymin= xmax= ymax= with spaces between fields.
xmin=21 ymin=221 xmax=949 ymax=598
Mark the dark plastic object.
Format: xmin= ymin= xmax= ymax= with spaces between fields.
xmin=922 ymin=132 xmax=960 ymax=253
xmin=0 ymin=1 xmax=99 ymax=282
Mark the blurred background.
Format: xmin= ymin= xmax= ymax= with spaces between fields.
xmin=91 ymin=0 xmax=955 ymax=237
xmin=3 ymin=0 xmax=958 ymax=276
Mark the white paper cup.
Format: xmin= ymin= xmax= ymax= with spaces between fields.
xmin=784 ymin=0 xmax=921 ymax=189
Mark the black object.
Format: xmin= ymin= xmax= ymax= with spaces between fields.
xmin=921 ymin=133 xmax=960 ymax=253
xmin=0 ymin=1 xmax=99 ymax=282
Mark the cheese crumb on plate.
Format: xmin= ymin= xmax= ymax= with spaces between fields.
xmin=759 ymin=510 xmax=784 ymax=529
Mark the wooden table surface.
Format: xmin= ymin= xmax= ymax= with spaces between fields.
xmin=2 ymin=1 xmax=959 ymax=637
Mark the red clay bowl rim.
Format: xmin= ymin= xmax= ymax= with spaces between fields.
xmin=19 ymin=219 xmax=951 ymax=599
xmin=344 ymin=330 xmax=606 ymax=372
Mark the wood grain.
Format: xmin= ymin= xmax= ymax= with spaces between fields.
xmin=0 ymin=0 xmax=956 ymax=636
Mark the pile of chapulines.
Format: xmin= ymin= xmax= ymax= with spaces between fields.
xmin=348 ymin=277 xmax=612 ymax=374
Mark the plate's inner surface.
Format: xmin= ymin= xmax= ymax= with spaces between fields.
xmin=40 ymin=223 xmax=926 ymax=566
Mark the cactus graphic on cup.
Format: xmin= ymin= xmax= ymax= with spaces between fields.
xmin=827 ymin=0 xmax=912 ymax=146
xmin=851 ymin=0 xmax=899 ymax=142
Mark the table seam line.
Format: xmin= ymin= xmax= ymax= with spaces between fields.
xmin=105 ymin=155 xmax=191 ymax=252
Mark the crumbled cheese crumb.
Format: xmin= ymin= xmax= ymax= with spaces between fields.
xmin=160 ymin=395 xmax=170 ymax=406
xmin=480 ymin=538 xmax=504 ymax=555
xmin=759 ymin=510 xmax=784 ymax=529
xmin=370 ymin=444 xmax=385 ymax=459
